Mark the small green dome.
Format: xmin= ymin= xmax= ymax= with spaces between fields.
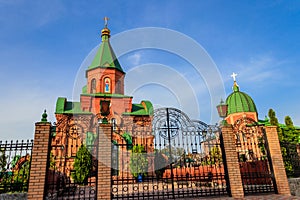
xmin=226 ymin=82 xmax=257 ymax=115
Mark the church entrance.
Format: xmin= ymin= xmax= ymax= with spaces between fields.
xmin=111 ymin=108 xmax=228 ymax=199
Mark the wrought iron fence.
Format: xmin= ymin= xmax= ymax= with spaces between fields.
xmin=111 ymin=108 xmax=228 ymax=199
xmin=45 ymin=122 xmax=98 ymax=200
xmin=233 ymin=118 xmax=275 ymax=195
xmin=0 ymin=140 xmax=33 ymax=194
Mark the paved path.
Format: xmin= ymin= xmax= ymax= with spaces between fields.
xmin=240 ymin=195 xmax=300 ymax=200
xmin=178 ymin=194 xmax=300 ymax=200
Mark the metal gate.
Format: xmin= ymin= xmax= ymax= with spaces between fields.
xmin=233 ymin=117 xmax=275 ymax=195
xmin=111 ymin=108 xmax=228 ymax=199
xmin=0 ymin=140 xmax=33 ymax=194
xmin=45 ymin=116 xmax=98 ymax=200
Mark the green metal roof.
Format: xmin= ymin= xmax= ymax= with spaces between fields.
xmin=123 ymin=100 xmax=153 ymax=116
xmin=258 ymin=118 xmax=300 ymax=130
xmin=87 ymin=28 xmax=124 ymax=73
xmin=82 ymin=85 xmax=87 ymax=94
xmin=55 ymin=97 xmax=92 ymax=115
xmin=226 ymin=83 xmax=257 ymax=115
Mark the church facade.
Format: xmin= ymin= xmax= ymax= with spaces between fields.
xmin=51 ymin=23 xmax=154 ymax=176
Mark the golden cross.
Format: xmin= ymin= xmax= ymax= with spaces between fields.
xmin=104 ymin=16 xmax=109 ymax=27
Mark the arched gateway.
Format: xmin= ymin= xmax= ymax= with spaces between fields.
xmin=111 ymin=107 xmax=228 ymax=199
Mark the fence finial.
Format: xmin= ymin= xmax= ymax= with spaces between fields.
xmin=41 ymin=109 xmax=48 ymax=122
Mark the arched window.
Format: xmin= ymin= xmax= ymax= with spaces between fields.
xmin=104 ymin=77 xmax=111 ymax=93
xmin=90 ymin=78 xmax=96 ymax=93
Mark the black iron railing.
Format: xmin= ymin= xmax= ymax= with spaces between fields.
xmin=111 ymin=108 xmax=228 ymax=199
xmin=0 ymin=140 xmax=33 ymax=194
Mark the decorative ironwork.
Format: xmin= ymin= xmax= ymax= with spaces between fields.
xmin=111 ymin=108 xmax=228 ymax=199
xmin=233 ymin=117 xmax=275 ymax=195
xmin=45 ymin=122 xmax=98 ymax=199
xmin=0 ymin=140 xmax=33 ymax=194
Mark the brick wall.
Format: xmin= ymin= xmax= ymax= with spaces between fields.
xmin=265 ymin=126 xmax=291 ymax=195
xmin=97 ymin=124 xmax=112 ymax=200
xmin=27 ymin=122 xmax=51 ymax=200
xmin=221 ymin=125 xmax=244 ymax=198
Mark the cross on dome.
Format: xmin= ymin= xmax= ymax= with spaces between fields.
xmin=101 ymin=16 xmax=111 ymax=40
xmin=231 ymin=72 xmax=238 ymax=82
xmin=104 ymin=16 xmax=109 ymax=27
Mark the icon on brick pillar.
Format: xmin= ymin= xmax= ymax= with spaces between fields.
xmin=100 ymin=100 xmax=110 ymax=124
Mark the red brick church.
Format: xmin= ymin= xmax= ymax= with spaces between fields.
xmin=51 ymin=21 xmax=153 ymax=176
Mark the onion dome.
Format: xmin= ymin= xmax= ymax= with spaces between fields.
xmin=226 ymin=81 xmax=257 ymax=115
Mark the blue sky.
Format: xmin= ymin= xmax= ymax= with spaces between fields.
xmin=1 ymin=0 xmax=300 ymax=140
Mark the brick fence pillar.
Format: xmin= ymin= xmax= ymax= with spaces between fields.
xmin=264 ymin=126 xmax=291 ymax=195
xmin=97 ymin=124 xmax=112 ymax=200
xmin=221 ymin=125 xmax=244 ymax=198
xmin=28 ymin=122 xmax=51 ymax=200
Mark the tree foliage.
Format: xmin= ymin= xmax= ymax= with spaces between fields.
xmin=160 ymin=145 xmax=184 ymax=163
xmin=154 ymin=150 xmax=167 ymax=179
xmin=268 ymin=109 xmax=283 ymax=141
xmin=0 ymin=148 xmax=7 ymax=174
xmin=209 ymin=146 xmax=222 ymax=164
xmin=0 ymin=148 xmax=8 ymax=186
xmin=282 ymin=116 xmax=299 ymax=177
xmin=283 ymin=116 xmax=298 ymax=143
xmin=0 ymin=153 xmax=30 ymax=192
xmin=71 ymin=145 xmax=92 ymax=185
xmin=201 ymin=146 xmax=222 ymax=165
xmin=49 ymin=151 xmax=56 ymax=170
xmin=12 ymin=159 xmax=30 ymax=191
xmin=129 ymin=145 xmax=148 ymax=178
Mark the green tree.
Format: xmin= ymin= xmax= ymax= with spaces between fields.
xmin=154 ymin=150 xmax=167 ymax=179
xmin=160 ymin=145 xmax=184 ymax=162
xmin=268 ymin=109 xmax=283 ymax=141
xmin=49 ymin=151 xmax=56 ymax=170
xmin=283 ymin=116 xmax=298 ymax=143
xmin=210 ymin=146 xmax=222 ymax=164
xmin=129 ymin=145 xmax=148 ymax=178
xmin=282 ymin=116 xmax=299 ymax=177
xmin=0 ymin=148 xmax=7 ymax=175
xmin=71 ymin=145 xmax=92 ymax=185
xmin=0 ymin=148 xmax=8 ymax=187
xmin=12 ymin=160 xmax=30 ymax=192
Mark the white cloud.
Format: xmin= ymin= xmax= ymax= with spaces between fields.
xmin=127 ymin=52 xmax=142 ymax=66
xmin=221 ymin=54 xmax=285 ymax=85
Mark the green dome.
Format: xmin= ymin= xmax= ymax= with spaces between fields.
xmin=226 ymin=82 xmax=257 ymax=115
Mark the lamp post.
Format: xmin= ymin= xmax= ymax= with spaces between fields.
xmin=216 ymin=99 xmax=228 ymax=125
xmin=100 ymin=100 xmax=110 ymax=124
